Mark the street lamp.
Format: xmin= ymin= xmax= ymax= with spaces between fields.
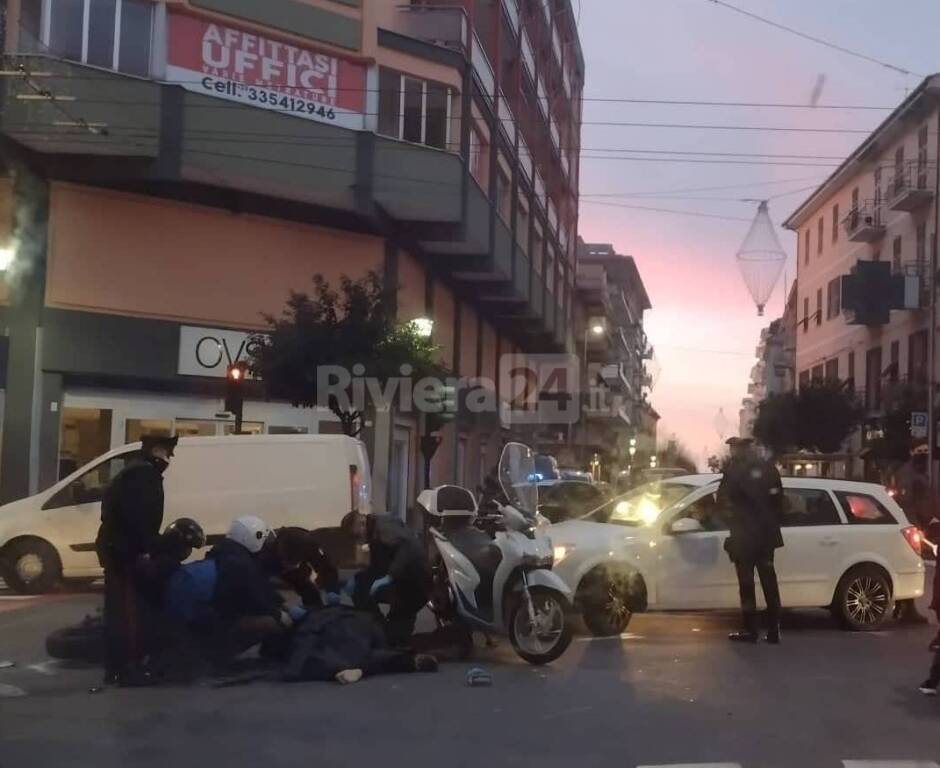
xmin=410 ymin=317 xmax=434 ymax=339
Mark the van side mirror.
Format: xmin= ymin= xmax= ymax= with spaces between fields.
xmin=670 ymin=517 xmax=705 ymax=535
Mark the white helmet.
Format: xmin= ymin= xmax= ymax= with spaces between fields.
xmin=227 ymin=516 xmax=274 ymax=554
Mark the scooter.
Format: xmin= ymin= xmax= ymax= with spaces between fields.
xmin=417 ymin=443 xmax=574 ymax=665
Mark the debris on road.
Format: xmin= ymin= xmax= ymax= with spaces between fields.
xmin=466 ymin=667 xmax=492 ymax=686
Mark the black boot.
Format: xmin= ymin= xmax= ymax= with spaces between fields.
xmin=765 ymin=626 xmax=781 ymax=645
xmin=729 ymin=611 xmax=759 ymax=643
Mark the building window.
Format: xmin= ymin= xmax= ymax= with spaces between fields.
xmin=889 ymin=340 xmax=900 ymax=382
xmin=802 ymin=297 xmax=810 ymax=333
xmin=545 ymin=247 xmax=556 ymax=295
xmin=468 ymin=125 xmax=489 ymax=188
xmin=916 ymin=223 xmax=927 ymax=271
xmin=495 ymin=167 xmax=512 ymax=224
xmin=826 ymin=277 xmax=841 ymax=319
xmin=804 ymin=229 xmax=810 ymax=266
xmin=892 ymin=236 xmax=903 ymax=274
xmin=815 ymin=288 xmax=822 ymax=325
xmin=851 ymin=187 xmax=859 ymax=212
xmin=894 ymin=145 xmax=905 ymax=196
xmin=847 ymin=351 xmax=856 ymax=389
xmin=378 ymin=68 xmax=453 ymax=150
xmin=817 ymin=218 xmax=824 ymax=255
xmin=832 ymin=204 xmax=839 ymax=243
xmin=532 ymin=224 xmax=544 ymax=275
xmin=799 ymin=370 xmax=810 ymax=389
xmin=874 ymin=168 xmax=883 ymax=211
xmin=825 ymin=358 xmax=839 ymax=381
xmin=918 ymin=124 xmax=929 ymax=188
xmin=865 ymin=347 xmax=882 ymax=411
xmin=811 ymin=365 xmax=824 ymax=382
xmin=36 ymin=0 xmax=154 ymax=77
xmin=909 ymin=330 xmax=928 ymax=383
xmin=517 ymin=193 xmax=530 ymax=252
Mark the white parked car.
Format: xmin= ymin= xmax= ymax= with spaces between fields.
xmin=549 ymin=474 xmax=926 ymax=636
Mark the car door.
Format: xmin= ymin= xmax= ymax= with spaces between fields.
xmin=41 ymin=450 xmax=142 ymax=566
xmin=654 ymin=485 xmax=740 ymax=609
xmin=773 ymin=485 xmax=846 ymax=607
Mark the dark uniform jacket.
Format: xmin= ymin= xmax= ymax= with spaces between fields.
xmin=366 ymin=514 xmax=429 ymax=584
xmin=96 ymin=459 xmax=166 ymax=565
xmin=260 ymin=527 xmax=341 ymax=606
xmin=207 ymin=539 xmax=284 ymax=622
xmin=717 ymin=457 xmax=784 ymax=564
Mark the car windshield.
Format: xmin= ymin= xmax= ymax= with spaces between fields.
xmin=584 ymin=481 xmax=698 ymax=526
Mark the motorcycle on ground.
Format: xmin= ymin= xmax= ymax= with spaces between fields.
xmin=417 ymin=443 xmax=574 ymax=665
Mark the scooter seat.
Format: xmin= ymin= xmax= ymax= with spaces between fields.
xmin=448 ymin=526 xmax=503 ymax=579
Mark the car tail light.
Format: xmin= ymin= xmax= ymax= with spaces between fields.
xmin=901 ymin=526 xmax=923 ymax=555
xmin=349 ymin=465 xmax=360 ymax=513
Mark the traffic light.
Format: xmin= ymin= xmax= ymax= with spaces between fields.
xmin=225 ymin=362 xmax=247 ymax=432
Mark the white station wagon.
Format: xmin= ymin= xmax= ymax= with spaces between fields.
xmin=549 ymin=475 xmax=926 ymax=636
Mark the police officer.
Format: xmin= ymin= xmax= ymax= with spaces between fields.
xmin=717 ymin=437 xmax=784 ymax=645
xmin=341 ymin=511 xmax=431 ymax=647
xmin=95 ymin=435 xmax=178 ymax=685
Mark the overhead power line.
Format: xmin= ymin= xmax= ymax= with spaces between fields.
xmin=581 ymin=200 xmax=753 ymax=222
xmin=704 ymin=0 xmax=922 ymax=77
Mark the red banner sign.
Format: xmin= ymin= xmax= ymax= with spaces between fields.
xmin=167 ymin=12 xmax=366 ymax=129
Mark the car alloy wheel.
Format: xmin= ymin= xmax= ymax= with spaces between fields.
xmin=844 ymin=575 xmax=889 ymax=627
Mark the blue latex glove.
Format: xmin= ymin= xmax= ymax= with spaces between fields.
xmin=369 ymin=574 xmax=393 ymax=597
xmin=287 ymin=604 xmax=308 ymax=622
xmin=324 ymin=592 xmax=342 ymax=606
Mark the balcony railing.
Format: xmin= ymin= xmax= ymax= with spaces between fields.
xmin=888 ymin=161 xmax=935 ymax=212
xmin=519 ymin=134 xmax=534 ymax=184
xmin=521 ymin=30 xmax=536 ymax=82
xmin=497 ymin=88 xmax=517 ymax=146
xmin=391 ymin=5 xmax=469 ymax=52
xmin=842 ymin=203 xmax=885 ymax=243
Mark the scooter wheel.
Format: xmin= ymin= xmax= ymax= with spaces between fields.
xmin=508 ymin=587 xmax=573 ymax=666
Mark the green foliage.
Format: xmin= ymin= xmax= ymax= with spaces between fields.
xmin=251 ymin=271 xmax=441 ymax=436
xmin=753 ymin=380 xmax=863 ymax=456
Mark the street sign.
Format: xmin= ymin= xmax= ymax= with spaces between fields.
xmin=911 ymin=411 xmax=928 ymax=439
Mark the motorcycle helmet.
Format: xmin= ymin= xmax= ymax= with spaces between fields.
xmin=161 ymin=517 xmax=206 ymax=562
xmin=227 ymin=516 xmax=275 ymax=554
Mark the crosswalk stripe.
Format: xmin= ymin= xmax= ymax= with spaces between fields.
xmin=637 ymin=764 xmax=742 ymax=768
xmin=844 ymin=762 xmax=940 ymax=768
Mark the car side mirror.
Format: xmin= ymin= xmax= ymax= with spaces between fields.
xmin=670 ymin=517 xmax=705 ymax=535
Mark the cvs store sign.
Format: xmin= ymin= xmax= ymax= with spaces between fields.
xmin=178 ymin=325 xmax=267 ymax=378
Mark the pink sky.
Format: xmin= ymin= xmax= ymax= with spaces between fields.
xmin=575 ymin=0 xmax=940 ymax=468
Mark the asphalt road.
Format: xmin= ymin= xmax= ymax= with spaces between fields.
xmin=1 ymin=575 xmax=938 ymax=768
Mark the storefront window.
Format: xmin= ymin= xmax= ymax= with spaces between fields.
xmin=59 ymin=408 xmax=113 ymax=479
xmin=223 ymin=422 xmax=264 ymax=436
xmin=174 ymin=420 xmax=219 ymax=438
xmin=125 ymin=418 xmax=173 ymax=443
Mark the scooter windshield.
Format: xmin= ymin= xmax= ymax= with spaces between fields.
xmin=498 ymin=442 xmax=538 ymax=517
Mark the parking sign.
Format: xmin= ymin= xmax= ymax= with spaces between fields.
xmin=911 ymin=411 xmax=928 ymax=439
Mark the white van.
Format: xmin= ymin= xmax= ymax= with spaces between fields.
xmin=0 ymin=434 xmax=372 ymax=594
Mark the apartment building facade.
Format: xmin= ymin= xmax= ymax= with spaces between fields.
xmin=0 ymin=0 xmax=585 ymax=511
xmin=571 ymin=240 xmax=656 ymax=476
xmin=739 ymin=285 xmax=797 ymax=438
xmin=784 ymin=75 xmax=940 ymax=475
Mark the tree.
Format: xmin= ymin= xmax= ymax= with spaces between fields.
xmin=796 ymin=380 xmax=863 ymax=453
xmin=753 ymin=380 xmax=862 ymax=456
xmin=658 ymin=439 xmax=698 ymax=473
xmin=251 ymin=272 xmax=441 ymax=436
xmin=753 ymin=391 xmax=799 ymax=457
xmin=868 ymin=380 xmax=928 ymax=462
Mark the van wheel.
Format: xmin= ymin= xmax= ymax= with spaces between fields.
xmin=833 ymin=565 xmax=893 ymax=632
xmin=2 ymin=538 xmax=62 ymax=594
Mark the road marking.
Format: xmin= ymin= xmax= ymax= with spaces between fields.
xmin=27 ymin=660 xmax=62 ymax=676
xmin=637 ymin=764 xmax=741 ymax=768
xmin=0 ymin=683 xmax=27 ymax=698
xmin=575 ymin=632 xmax=644 ymax=643
xmin=844 ymin=763 xmax=940 ymax=768
xmin=0 ymin=595 xmax=39 ymax=601
xmin=542 ymin=706 xmax=593 ymax=720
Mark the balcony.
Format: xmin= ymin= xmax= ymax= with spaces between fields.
xmin=888 ymin=162 xmax=935 ymax=212
xmin=502 ymin=0 xmax=521 ymax=36
xmin=842 ymin=203 xmax=886 ymax=243
xmin=390 ymin=5 xmax=469 ymax=52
